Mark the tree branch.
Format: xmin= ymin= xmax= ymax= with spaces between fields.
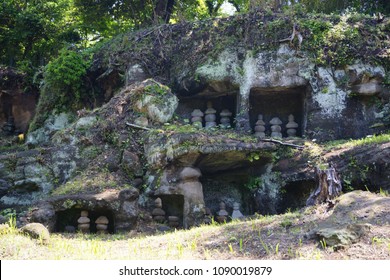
xmin=261 ymin=138 xmax=305 ymax=150
xmin=125 ymin=122 xmax=151 ymax=131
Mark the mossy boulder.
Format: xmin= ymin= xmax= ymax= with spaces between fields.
xmin=20 ymin=223 xmax=50 ymax=244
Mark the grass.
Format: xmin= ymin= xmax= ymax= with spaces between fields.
xmin=323 ymin=132 xmax=390 ymax=150
xmin=1 ymin=193 xmax=389 ymax=260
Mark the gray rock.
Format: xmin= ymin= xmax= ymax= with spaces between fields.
xmin=315 ymin=223 xmax=371 ymax=248
xmin=157 ymin=225 xmax=171 ymax=232
xmin=126 ymin=64 xmax=148 ymax=85
xmin=134 ymin=80 xmax=178 ymax=123
xmin=0 ymin=179 xmax=10 ymax=197
xmin=351 ymin=81 xmax=382 ymax=96
xmin=75 ymin=116 xmax=97 ymax=130
xmin=30 ymin=204 xmax=56 ymax=232
xmin=26 ymin=112 xmax=72 ymax=146
xmin=121 ymin=150 xmax=143 ymax=177
xmin=119 ymin=187 xmax=139 ymax=201
xmin=20 ymin=223 xmax=50 ymax=244
xmin=134 ymin=116 xmax=149 ymax=127
xmin=104 ymin=151 xmax=121 ymax=172
xmin=0 ymin=215 xmax=7 ymax=224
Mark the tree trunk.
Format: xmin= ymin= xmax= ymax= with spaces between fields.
xmin=306 ymin=164 xmax=342 ymax=206
xmin=153 ymin=0 xmax=175 ymax=23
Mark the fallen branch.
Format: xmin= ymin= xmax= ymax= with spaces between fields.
xmin=125 ymin=122 xmax=151 ymax=131
xmin=261 ymin=138 xmax=305 ymax=150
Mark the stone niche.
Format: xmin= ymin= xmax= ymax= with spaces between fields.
xmin=157 ymin=194 xmax=184 ymax=227
xmin=198 ymin=150 xmax=273 ymax=217
xmin=55 ymin=208 xmax=115 ymax=234
xmin=176 ymin=81 xmax=239 ymax=128
xmin=249 ymin=86 xmax=307 ymax=137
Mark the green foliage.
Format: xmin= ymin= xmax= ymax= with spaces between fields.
xmin=44 ymin=48 xmax=92 ymax=110
xmin=28 ymin=47 xmax=97 ymax=132
xmin=299 ymin=12 xmax=365 ymax=67
xmin=247 ymin=152 xmax=261 ymax=162
xmin=244 ymin=176 xmax=263 ymax=191
xmin=51 ymin=171 xmax=121 ymax=196
xmin=324 ymin=133 xmax=390 ymax=150
xmin=144 ymin=83 xmax=170 ymax=96
xmin=0 ymin=208 xmax=17 ymax=221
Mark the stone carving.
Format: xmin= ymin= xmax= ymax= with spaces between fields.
xmin=220 ymin=109 xmax=232 ymax=128
xmin=168 ymin=216 xmax=180 ymax=228
xmin=203 ymin=207 xmax=212 ymax=224
xmin=286 ymin=114 xmax=298 ymax=137
xmin=204 ymin=101 xmax=217 ymax=129
xmin=270 ymin=117 xmax=283 ymax=138
xmin=177 ymin=167 xmax=205 ymax=228
xmin=254 ymin=114 xmax=266 ymax=138
xmin=77 ymin=210 xmax=90 ymax=233
xmin=231 ymin=202 xmax=244 ymax=219
xmin=152 ymin=197 xmax=166 ymax=223
xmin=191 ymin=109 xmax=204 ymax=128
xmin=95 ymin=216 xmax=109 ymax=234
xmin=216 ymin=202 xmax=229 ymax=223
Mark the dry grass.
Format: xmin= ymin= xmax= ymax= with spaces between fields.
xmin=1 ymin=196 xmax=389 ymax=260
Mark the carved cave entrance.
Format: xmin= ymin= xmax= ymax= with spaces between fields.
xmin=249 ymin=86 xmax=307 ymax=137
xmin=55 ymin=208 xmax=115 ymax=234
xmin=177 ymin=82 xmax=239 ymax=128
xmin=197 ymin=151 xmax=273 ymax=217
xmin=158 ymin=194 xmax=184 ymax=227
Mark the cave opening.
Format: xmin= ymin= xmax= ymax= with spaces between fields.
xmin=176 ymin=81 xmax=239 ymax=128
xmin=158 ymin=194 xmax=184 ymax=227
xmin=197 ymin=150 xmax=273 ymax=217
xmin=55 ymin=208 xmax=115 ymax=234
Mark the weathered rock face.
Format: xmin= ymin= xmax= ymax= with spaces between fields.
xmin=26 ymin=112 xmax=73 ymax=146
xmin=0 ymin=145 xmax=82 ymax=208
xmin=153 ymin=166 xmax=204 ymax=228
xmin=30 ymin=188 xmax=139 ymax=233
xmin=193 ymin=46 xmax=387 ymax=141
xmin=325 ymin=142 xmax=390 ymax=192
xmin=133 ymin=80 xmax=178 ymax=124
xmin=0 ymin=150 xmax=55 ymax=207
xmin=307 ymin=191 xmax=389 ymax=248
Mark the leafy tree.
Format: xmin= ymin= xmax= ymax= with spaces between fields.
xmin=0 ymin=0 xmax=79 ymax=67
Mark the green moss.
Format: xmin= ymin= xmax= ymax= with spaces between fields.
xmin=51 ymin=170 xmax=122 ymax=196
xmin=324 ymin=132 xmax=390 ymax=150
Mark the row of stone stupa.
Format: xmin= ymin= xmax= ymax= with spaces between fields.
xmin=254 ymin=114 xmax=299 ymax=138
xmin=190 ymin=101 xmax=232 ymax=129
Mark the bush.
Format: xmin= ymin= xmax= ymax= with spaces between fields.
xmin=44 ymin=48 xmax=91 ymax=110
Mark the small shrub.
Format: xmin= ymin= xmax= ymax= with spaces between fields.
xmin=44 ymin=48 xmax=92 ymax=110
